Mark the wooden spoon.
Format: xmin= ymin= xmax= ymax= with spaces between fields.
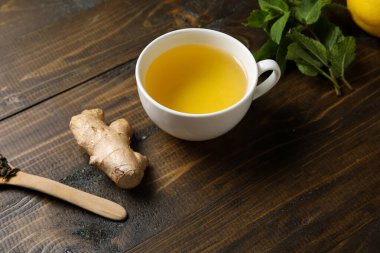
xmin=1 ymin=170 xmax=127 ymax=221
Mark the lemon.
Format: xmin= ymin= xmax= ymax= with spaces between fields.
xmin=347 ymin=0 xmax=380 ymax=37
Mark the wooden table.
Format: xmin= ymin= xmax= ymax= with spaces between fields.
xmin=1 ymin=1 xmax=379 ymax=252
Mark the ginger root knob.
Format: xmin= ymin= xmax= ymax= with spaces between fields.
xmin=69 ymin=109 xmax=148 ymax=189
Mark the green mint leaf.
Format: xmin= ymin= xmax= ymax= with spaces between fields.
xmin=330 ymin=36 xmax=356 ymax=78
xmin=294 ymin=0 xmax=331 ymax=25
xmin=276 ymin=37 xmax=291 ymax=73
xmin=288 ymin=0 xmax=302 ymax=6
xmin=320 ymin=0 xmax=332 ymax=6
xmin=288 ymin=42 xmax=341 ymax=94
xmin=245 ymin=0 xmax=356 ymax=95
xmin=254 ymin=39 xmax=278 ymax=61
xmin=246 ymin=10 xmax=269 ymax=28
xmin=286 ymin=42 xmax=323 ymax=70
xmin=313 ymin=19 xmax=344 ymax=51
xmin=265 ymin=10 xmax=282 ymax=22
xmin=270 ymin=11 xmax=290 ymax=44
xmin=293 ymin=24 xmax=305 ymax=32
xmin=326 ymin=2 xmax=347 ymax=10
xmin=296 ymin=61 xmax=319 ymax=76
xmin=289 ymin=30 xmax=329 ymax=66
xmin=259 ymin=0 xmax=289 ymax=14
xmin=324 ymin=26 xmax=343 ymax=50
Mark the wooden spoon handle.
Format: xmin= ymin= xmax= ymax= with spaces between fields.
xmin=6 ymin=171 xmax=127 ymax=221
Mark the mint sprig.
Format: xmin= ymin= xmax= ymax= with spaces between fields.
xmin=246 ymin=0 xmax=356 ymax=96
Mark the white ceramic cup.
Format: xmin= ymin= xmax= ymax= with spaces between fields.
xmin=135 ymin=28 xmax=280 ymax=141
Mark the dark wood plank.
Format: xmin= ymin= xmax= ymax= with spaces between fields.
xmin=1 ymin=1 xmax=380 ymax=252
xmin=0 ymin=0 xmax=103 ymax=41
xmin=0 ymin=0 xmax=165 ymax=120
xmin=1 ymin=27 xmax=379 ymax=252
xmin=0 ymin=0 xmax=256 ymax=121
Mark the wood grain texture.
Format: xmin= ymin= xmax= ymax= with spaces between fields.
xmin=0 ymin=0 xmax=379 ymax=252
xmin=0 ymin=0 xmax=253 ymax=120
xmin=0 ymin=0 xmax=104 ymax=41
xmin=0 ymin=0 xmax=164 ymax=120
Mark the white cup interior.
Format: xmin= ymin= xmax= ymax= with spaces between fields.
xmin=136 ymin=28 xmax=258 ymax=115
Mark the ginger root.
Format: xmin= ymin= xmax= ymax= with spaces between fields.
xmin=69 ymin=109 xmax=148 ymax=189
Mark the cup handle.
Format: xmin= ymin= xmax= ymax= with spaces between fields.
xmin=252 ymin=59 xmax=281 ymax=100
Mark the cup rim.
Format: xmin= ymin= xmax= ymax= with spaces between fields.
xmin=135 ymin=28 xmax=258 ymax=118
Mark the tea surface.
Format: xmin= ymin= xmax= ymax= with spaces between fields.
xmin=144 ymin=44 xmax=247 ymax=114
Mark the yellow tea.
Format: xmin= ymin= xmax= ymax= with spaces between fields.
xmin=144 ymin=44 xmax=247 ymax=114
